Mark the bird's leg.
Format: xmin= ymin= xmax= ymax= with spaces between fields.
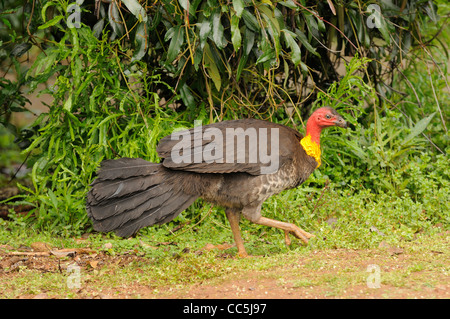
xmin=253 ymin=217 xmax=314 ymax=245
xmin=225 ymin=209 xmax=248 ymax=258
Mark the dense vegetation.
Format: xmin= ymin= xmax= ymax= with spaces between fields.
xmin=0 ymin=0 xmax=448 ymax=251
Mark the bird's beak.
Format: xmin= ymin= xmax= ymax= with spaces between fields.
xmin=334 ymin=117 xmax=348 ymax=128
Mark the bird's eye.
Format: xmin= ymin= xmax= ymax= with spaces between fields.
xmin=325 ymin=114 xmax=331 ymax=119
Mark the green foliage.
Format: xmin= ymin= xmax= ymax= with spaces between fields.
xmin=4 ymin=24 xmax=192 ymax=235
xmin=0 ymin=59 xmax=31 ymax=135
xmin=3 ymin=0 xmax=445 ymax=119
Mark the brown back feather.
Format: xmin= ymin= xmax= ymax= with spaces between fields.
xmin=156 ymin=119 xmax=305 ymax=175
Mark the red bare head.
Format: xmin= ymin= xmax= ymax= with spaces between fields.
xmin=306 ymin=107 xmax=347 ymax=143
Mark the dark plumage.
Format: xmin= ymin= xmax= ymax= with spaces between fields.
xmin=86 ymin=107 xmax=347 ymax=256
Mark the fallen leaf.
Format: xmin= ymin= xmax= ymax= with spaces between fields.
xmin=31 ymin=242 xmax=52 ymax=252
xmin=50 ymin=249 xmax=76 ymax=258
xmin=388 ymin=247 xmax=404 ymax=256
xmin=139 ymin=240 xmax=158 ymax=250
xmin=156 ymin=242 xmax=177 ymax=246
xmin=378 ymin=241 xmax=404 ymax=255
xmin=0 ymin=244 xmax=13 ymax=252
xmin=170 ymin=221 xmax=191 ymax=233
xmin=7 ymin=251 xmax=50 ymax=257
xmin=203 ymin=243 xmax=234 ymax=251
xmin=89 ymin=260 xmax=99 ymax=268
xmin=370 ymin=226 xmax=386 ymax=236
xmin=73 ymin=248 xmax=96 ymax=254
xmin=0 ymin=256 xmax=24 ymax=269
xmin=50 ymin=248 xmax=95 ymax=258
xmin=325 ymin=217 xmax=338 ymax=228
xmin=378 ymin=241 xmax=390 ymax=248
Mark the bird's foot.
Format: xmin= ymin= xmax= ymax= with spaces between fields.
xmin=285 ymin=226 xmax=315 ymax=245
xmin=284 ymin=230 xmax=291 ymax=246
xmin=251 ymin=216 xmax=314 ymax=247
xmin=203 ymin=243 xmax=235 ymax=251
xmin=238 ymin=251 xmax=249 ymax=258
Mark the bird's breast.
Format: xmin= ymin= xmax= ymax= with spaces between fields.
xmin=198 ymin=157 xmax=316 ymax=209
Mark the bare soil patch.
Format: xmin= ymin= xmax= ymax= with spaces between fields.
xmin=1 ymin=236 xmax=448 ymax=299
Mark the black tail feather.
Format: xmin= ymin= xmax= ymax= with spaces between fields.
xmin=88 ymin=183 xmax=171 ymax=220
xmin=86 ymin=158 xmax=199 ymax=237
xmin=112 ymin=191 xmax=197 ymax=238
xmin=88 ymin=173 xmax=165 ymax=204
xmin=92 ymin=158 xmax=160 ymax=181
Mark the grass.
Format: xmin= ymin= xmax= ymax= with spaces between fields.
xmin=0 ymin=185 xmax=448 ymax=298
xmin=0 ymin=230 xmax=447 ymax=298
xmin=3 ymin=177 xmax=447 ymax=254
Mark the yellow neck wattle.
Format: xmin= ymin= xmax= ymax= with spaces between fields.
xmin=300 ymin=134 xmax=321 ymax=167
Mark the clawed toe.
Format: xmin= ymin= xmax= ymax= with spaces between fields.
xmin=284 ymin=230 xmax=291 ymax=246
xmin=286 ymin=227 xmax=314 ymax=245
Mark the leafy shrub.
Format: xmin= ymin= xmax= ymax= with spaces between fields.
xmin=8 ymin=26 xmax=192 ymax=235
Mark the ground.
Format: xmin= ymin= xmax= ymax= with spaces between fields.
xmin=0 ymin=232 xmax=448 ymax=299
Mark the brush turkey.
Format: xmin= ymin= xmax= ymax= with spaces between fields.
xmin=86 ymin=107 xmax=347 ymax=257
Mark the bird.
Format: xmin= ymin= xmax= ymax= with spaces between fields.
xmin=86 ymin=107 xmax=347 ymax=257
